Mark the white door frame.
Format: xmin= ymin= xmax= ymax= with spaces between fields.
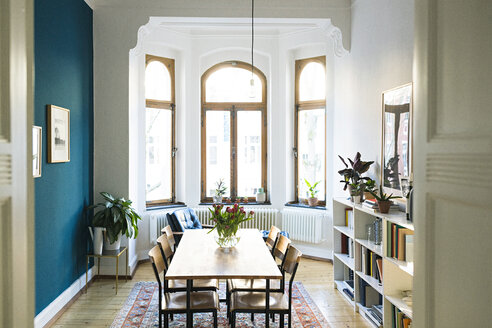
xmin=0 ymin=0 xmax=35 ymax=327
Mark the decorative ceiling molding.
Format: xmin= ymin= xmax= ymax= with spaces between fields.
xmin=133 ymin=17 xmax=349 ymax=57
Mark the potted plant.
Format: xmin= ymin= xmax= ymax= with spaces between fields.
xmin=88 ymin=192 xmax=142 ymax=251
xmin=338 ymin=152 xmax=374 ymax=202
xmin=213 ymin=179 xmax=227 ymax=204
xmin=368 ymin=185 xmax=401 ymax=213
xmin=363 ymin=178 xmax=377 ymax=201
xmin=208 ymin=203 xmax=255 ymax=248
xmin=304 ymin=179 xmax=320 ymax=207
xmin=349 ymin=182 xmax=364 ymax=204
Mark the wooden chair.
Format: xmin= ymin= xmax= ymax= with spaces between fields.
xmin=161 ymin=225 xmax=179 ymax=251
xmin=149 ymin=246 xmax=219 ymax=328
xmin=229 ymin=246 xmax=302 ymax=328
xmin=226 ymin=235 xmax=291 ymax=321
xmin=265 ymin=225 xmax=281 ymax=254
xmin=156 ymin=234 xmax=219 ymax=292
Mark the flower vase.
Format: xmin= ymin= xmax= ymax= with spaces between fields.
xmin=213 ymin=195 xmax=222 ymax=204
xmin=214 ymin=230 xmax=240 ymax=248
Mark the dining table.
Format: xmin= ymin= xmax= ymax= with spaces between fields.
xmin=165 ymin=228 xmax=282 ymax=328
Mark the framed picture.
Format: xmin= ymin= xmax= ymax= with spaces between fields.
xmin=32 ymin=126 xmax=42 ymax=177
xmin=47 ymin=105 xmax=70 ymax=163
xmin=381 ymin=83 xmax=413 ymax=197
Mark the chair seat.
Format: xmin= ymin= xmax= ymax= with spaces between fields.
xmin=230 ymin=291 xmax=289 ymax=311
xmin=169 ymin=279 xmax=219 ymax=290
xmin=228 ymin=279 xmax=281 ymax=292
xmin=162 ymin=291 xmax=219 ymax=311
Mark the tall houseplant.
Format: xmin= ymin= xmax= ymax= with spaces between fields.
xmin=208 ymin=203 xmax=254 ymax=248
xmin=88 ymin=192 xmax=142 ymax=250
xmin=338 ymin=152 xmax=374 ymax=202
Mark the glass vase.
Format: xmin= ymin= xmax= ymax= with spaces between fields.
xmin=214 ymin=230 xmax=240 ymax=248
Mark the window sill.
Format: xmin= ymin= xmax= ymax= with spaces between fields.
xmin=146 ymin=202 xmax=187 ymax=211
xmin=284 ymin=202 xmax=326 ymax=210
xmin=199 ymin=202 xmax=272 ymax=206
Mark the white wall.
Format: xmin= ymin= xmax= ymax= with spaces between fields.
xmin=332 ymin=0 xmax=414 ymax=198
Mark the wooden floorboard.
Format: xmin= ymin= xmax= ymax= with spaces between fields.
xmin=52 ymin=258 xmax=372 ymax=327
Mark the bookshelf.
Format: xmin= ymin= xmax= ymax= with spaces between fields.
xmin=333 ymin=197 xmax=414 ymax=328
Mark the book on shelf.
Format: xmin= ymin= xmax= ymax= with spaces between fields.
xmin=361 ymin=246 xmax=382 ymax=281
xmin=388 ymin=222 xmax=414 ymax=261
xmin=345 ymin=208 xmax=354 ymax=230
xmin=348 ymin=238 xmax=354 ymax=258
xmin=366 ymin=308 xmax=383 ymax=327
xmin=392 ymin=304 xmax=412 ymax=328
xmin=342 ymin=288 xmax=354 ymax=301
xmin=405 ymin=234 xmax=414 ymax=263
xmin=359 ymin=279 xmax=381 ymax=307
xmin=341 ymin=234 xmax=348 ymax=254
xmin=344 ymin=280 xmax=354 ymax=292
xmin=376 ymin=258 xmax=383 ymax=282
xmin=372 ymin=304 xmax=383 ymax=319
xmin=361 ymin=245 xmax=367 ymax=275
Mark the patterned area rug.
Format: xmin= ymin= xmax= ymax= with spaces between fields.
xmin=110 ymin=281 xmax=329 ymax=327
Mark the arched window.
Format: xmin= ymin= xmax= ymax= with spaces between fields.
xmin=201 ymin=61 xmax=267 ymax=202
xmin=294 ymin=56 xmax=326 ymax=204
xmin=145 ymin=55 xmax=175 ymax=206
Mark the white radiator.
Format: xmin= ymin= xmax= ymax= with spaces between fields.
xmin=192 ymin=207 xmax=279 ymax=231
xmin=281 ymin=208 xmax=327 ymax=243
xmin=147 ymin=209 xmax=173 ymax=245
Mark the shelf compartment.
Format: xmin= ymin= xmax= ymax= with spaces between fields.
xmin=355 ymin=238 xmax=383 ymax=257
xmin=333 ymin=197 xmax=354 ymax=208
xmin=334 ymin=252 xmax=355 ymax=270
xmin=385 ymin=256 xmax=414 ymax=276
xmin=334 ymin=225 xmax=354 ymax=239
xmin=356 ymin=270 xmax=383 ymax=295
xmin=357 ymin=303 xmax=383 ymax=328
xmin=385 ymin=295 xmax=413 ymax=319
xmin=334 ymin=280 xmax=355 ymax=306
xmin=353 ymin=203 xmax=414 ymax=231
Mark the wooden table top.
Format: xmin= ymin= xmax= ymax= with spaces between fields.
xmin=165 ymin=229 xmax=282 ymax=280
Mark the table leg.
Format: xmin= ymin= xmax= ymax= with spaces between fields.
xmin=266 ymin=279 xmax=270 ymax=328
xmin=97 ymin=257 xmax=100 ymax=276
xmin=116 ymin=256 xmax=119 ymax=295
xmin=125 ymin=248 xmax=128 ymax=281
xmin=85 ymin=256 xmax=89 ymax=293
xmin=186 ymin=279 xmax=192 ymax=327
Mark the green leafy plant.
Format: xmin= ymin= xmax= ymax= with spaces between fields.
xmin=338 ymin=152 xmax=374 ymax=191
xmin=369 ymin=185 xmax=401 ymax=202
xmin=215 ymin=179 xmax=227 ymax=196
xmin=364 ymin=178 xmax=377 ymax=193
xmin=208 ymin=203 xmax=255 ymax=238
xmin=304 ymin=179 xmax=320 ymax=198
xmin=88 ymin=192 xmax=142 ymax=244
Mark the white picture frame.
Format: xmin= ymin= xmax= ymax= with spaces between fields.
xmin=32 ymin=125 xmax=42 ymax=177
xmin=47 ymin=105 xmax=70 ymax=163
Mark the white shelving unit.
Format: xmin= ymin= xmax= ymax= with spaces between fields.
xmin=333 ymin=197 xmax=414 ymax=327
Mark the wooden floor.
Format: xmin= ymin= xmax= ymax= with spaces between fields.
xmin=52 ymin=258 xmax=371 ymax=328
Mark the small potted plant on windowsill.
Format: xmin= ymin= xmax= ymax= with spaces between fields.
xmin=87 ymin=192 xmax=142 ymax=251
xmin=369 ymin=185 xmax=401 ymax=213
xmin=213 ymin=179 xmax=227 ymax=204
xmin=304 ymin=179 xmax=320 ymax=207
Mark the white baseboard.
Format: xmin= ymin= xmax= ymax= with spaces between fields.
xmin=34 ymin=268 xmax=94 ymax=328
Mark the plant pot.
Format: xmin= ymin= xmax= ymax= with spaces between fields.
xmin=377 ymin=200 xmax=391 ymax=213
xmin=256 ymin=191 xmax=266 ymax=203
xmin=88 ymin=227 xmax=105 ymax=255
xmin=104 ymin=233 xmax=122 ymax=251
xmin=307 ymin=197 xmax=318 ymax=207
xmin=213 ymin=195 xmax=222 ymax=204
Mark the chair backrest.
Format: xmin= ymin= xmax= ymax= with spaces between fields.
xmin=282 ymin=245 xmax=302 ymax=276
xmin=273 ymin=235 xmax=291 ymax=262
xmin=265 ymin=225 xmax=281 ymax=249
xmin=156 ymin=233 xmax=174 ymax=267
xmin=167 ymin=208 xmax=202 ymax=232
xmin=148 ymin=245 xmax=166 ymax=281
xmin=161 ymin=225 xmax=176 ymax=251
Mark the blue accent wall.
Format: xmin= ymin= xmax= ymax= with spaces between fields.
xmin=34 ymin=0 xmax=93 ymax=315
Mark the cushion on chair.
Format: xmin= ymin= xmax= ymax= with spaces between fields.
xmin=260 ymin=230 xmax=290 ymax=241
xmin=167 ymin=208 xmax=203 ymax=232
xmin=230 ymin=291 xmax=289 ymax=311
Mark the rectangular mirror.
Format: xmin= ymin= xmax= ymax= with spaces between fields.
xmin=381 ymin=83 xmax=412 ymax=196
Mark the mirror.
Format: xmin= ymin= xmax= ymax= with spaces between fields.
xmin=381 ymin=83 xmax=412 ymax=196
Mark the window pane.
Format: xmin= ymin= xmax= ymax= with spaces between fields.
xmin=237 ymin=111 xmax=262 ymax=197
xmin=206 ymin=67 xmax=262 ymax=102
xmin=145 ymin=61 xmax=171 ymax=101
xmin=206 ymin=111 xmax=231 ymax=197
xmin=299 ymin=62 xmax=325 ymax=101
xmin=298 ymin=108 xmax=325 ymax=200
xmin=146 ymin=108 xmax=172 ymax=202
